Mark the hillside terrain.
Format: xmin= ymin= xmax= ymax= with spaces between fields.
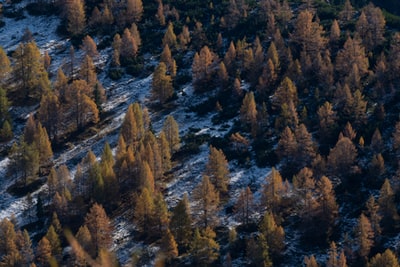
xmin=1 ymin=0 xmax=400 ymax=266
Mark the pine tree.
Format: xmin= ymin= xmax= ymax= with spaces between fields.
xmin=204 ymin=146 xmax=230 ymax=195
xmin=192 ymin=175 xmax=220 ymax=229
xmin=152 ymin=62 xmax=173 ymax=104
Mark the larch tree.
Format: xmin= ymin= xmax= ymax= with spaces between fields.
xmin=317 ymin=101 xmax=338 ymax=143
xmin=365 ymin=195 xmax=382 ymax=239
xmin=130 ymin=23 xmax=141 ymax=48
xmin=294 ymin=123 xmax=316 ymax=169
xmin=272 ymin=76 xmax=298 ymax=110
xmin=45 ymin=225 xmax=61 ymax=257
xmin=356 ymin=213 xmax=374 ymax=261
xmin=369 ymin=249 xmax=400 ymax=267
xmin=66 ymin=80 xmax=99 ymax=130
xmin=304 ymin=255 xmax=319 ymax=267
xmin=162 ymin=22 xmax=177 ymax=49
xmin=12 ymin=42 xmax=50 ymax=101
xmin=36 ymin=237 xmax=52 ymax=265
xmin=161 ymin=228 xmax=178 ymax=261
xmin=326 ymin=241 xmax=348 ymax=267
xmin=259 ymin=211 xmax=285 ymax=257
xmin=162 ymin=115 xmax=180 ymax=154
xmin=204 ymin=145 xmax=230 ymax=195
xmin=192 ymin=175 xmax=220 ymax=229
xmin=335 ymin=37 xmax=369 ymax=81
xmin=134 ymin=188 xmax=155 ymax=236
xmin=125 ymin=0 xmax=143 ymax=24
xmin=357 ymin=4 xmax=385 ymax=51
xmin=38 ymin=92 xmax=60 ymax=141
xmin=151 ymin=62 xmax=173 ymax=104
xmin=112 ymin=34 xmax=122 ymax=67
xmin=378 ymin=179 xmax=399 ymax=231
xmin=190 ymin=227 xmax=220 ymax=266
xmin=262 ymin=167 xmax=285 ymax=214
xmin=78 ymin=55 xmax=98 ymax=87
xmin=66 ymin=0 xmax=86 ymax=36
xmin=80 ymin=35 xmax=98 ymax=59
xmin=290 ymin=9 xmax=326 ymax=55
xmin=0 ymin=46 xmax=11 ymax=84
xmin=234 ymin=187 xmax=254 ymax=226
xmin=339 ymin=0 xmax=354 ymax=24
xmin=120 ymin=28 xmax=138 ymax=61
xmin=84 ymin=203 xmax=113 ymax=256
xmin=327 ymin=136 xmax=358 ymax=180
xmin=159 ymin=131 xmax=172 ymax=173
xmin=240 ymin=91 xmax=257 ymax=135
xmin=192 ymin=46 xmax=216 ymax=92
xmin=170 ymin=194 xmax=192 ymax=251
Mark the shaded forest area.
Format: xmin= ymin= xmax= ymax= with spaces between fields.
xmin=2 ymin=0 xmax=400 ymax=266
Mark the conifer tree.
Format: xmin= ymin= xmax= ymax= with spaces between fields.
xmin=356 ymin=213 xmax=374 ymax=261
xmin=161 ymin=228 xmax=178 ymax=261
xmin=192 ymin=175 xmax=220 ymax=229
xmin=66 ymin=0 xmax=86 ymax=36
xmin=240 ymin=92 xmax=257 ymax=133
xmin=259 ymin=211 xmax=285 ymax=256
xmin=192 ymin=46 xmax=215 ymax=91
xmin=36 ymin=237 xmax=52 ymax=266
xmin=152 ymin=62 xmax=173 ymax=104
xmin=162 ymin=115 xmax=180 ymax=154
xmin=272 ymin=76 xmax=298 ymax=110
xmin=162 ymin=22 xmax=177 ymax=49
xmin=159 ymin=131 xmax=171 ymax=172
xmin=121 ymin=28 xmax=138 ymax=61
xmin=335 ymin=37 xmax=369 ymax=80
xmin=16 ymin=229 xmax=34 ymax=266
xmin=38 ymin=92 xmax=60 ymax=141
xmin=369 ymin=249 xmax=399 ymax=267
xmin=81 ymin=35 xmax=98 ymax=59
xmin=125 ymin=0 xmax=143 ymax=24
xmin=75 ymin=225 xmax=93 ymax=259
xmin=304 ymin=255 xmax=319 ymax=267
xmin=0 ymin=46 xmax=11 ymax=84
xmin=12 ymin=42 xmax=50 ymax=101
xmin=378 ymin=179 xmax=399 ymax=231
xmin=234 ymin=187 xmax=254 ymax=226
xmin=190 ymin=227 xmax=220 ymax=266
xmin=84 ymin=203 xmax=113 ymax=256
xmin=262 ymin=167 xmax=285 ymax=213
xmin=205 ymin=146 xmax=230 ymax=195
xmin=45 ymin=225 xmax=61 ymax=257
xmin=327 ymin=136 xmax=357 ymax=179
xmin=134 ymin=188 xmax=155 ymax=235
xmin=170 ymin=194 xmax=192 ymax=251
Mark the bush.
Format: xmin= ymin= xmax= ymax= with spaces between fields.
xmin=108 ymin=68 xmax=124 ymax=80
